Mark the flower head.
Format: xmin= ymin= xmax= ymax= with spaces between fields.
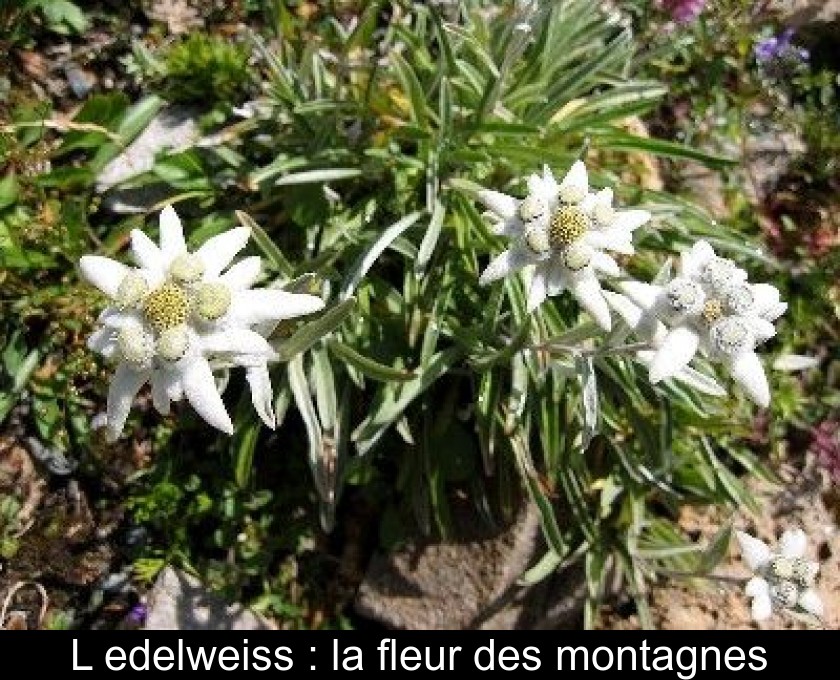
xmin=613 ymin=240 xmax=786 ymax=407
xmin=477 ymin=161 xmax=650 ymax=329
xmin=657 ymin=0 xmax=707 ymax=24
xmin=735 ymin=528 xmax=823 ymax=622
xmin=80 ymin=206 xmax=324 ymax=441
xmin=754 ymin=29 xmax=809 ymax=65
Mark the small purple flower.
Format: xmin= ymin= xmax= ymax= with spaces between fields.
xmin=811 ymin=420 xmax=840 ymax=485
xmin=658 ymin=0 xmax=707 ymax=24
xmin=754 ymin=29 xmax=809 ymax=64
xmin=127 ymin=603 xmax=148 ymax=626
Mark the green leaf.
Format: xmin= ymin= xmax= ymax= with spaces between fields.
xmin=327 ymin=339 xmax=415 ymax=383
xmin=597 ymin=132 xmax=737 ymax=169
xmin=391 ymin=52 xmax=429 ymax=128
xmin=415 ymin=198 xmax=445 ymax=276
xmin=235 ymin=210 xmax=294 ymax=278
xmin=339 ymin=211 xmax=424 ymax=300
xmin=275 ymin=167 xmax=362 ymax=186
xmin=89 ymin=95 xmax=165 ymax=173
xmin=697 ymin=523 xmax=732 ymax=575
xmin=273 ymin=298 xmax=356 ymax=362
xmin=0 ymin=174 xmax=20 ymax=211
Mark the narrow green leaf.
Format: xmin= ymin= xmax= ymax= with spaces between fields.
xmin=273 ymin=298 xmax=356 ymax=362
xmin=328 ymin=339 xmax=415 ymax=383
xmin=275 ymin=167 xmax=362 ymax=186
xmin=235 ymin=210 xmax=294 ymax=277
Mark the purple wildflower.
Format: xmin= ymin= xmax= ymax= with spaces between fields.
xmin=754 ymin=29 xmax=809 ymax=64
xmin=127 ymin=603 xmax=148 ymax=626
xmin=811 ymin=420 xmax=840 ymax=484
xmin=658 ymin=0 xmax=707 ymax=24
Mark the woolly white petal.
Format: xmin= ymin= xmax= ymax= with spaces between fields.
xmin=527 ymin=169 xmax=558 ymax=206
xmin=570 ymin=273 xmax=611 ymax=331
xmin=79 ymin=256 xmax=129 ymax=299
xmin=618 ymin=281 xmax=661 ymax=311
xmin=610 ymin=209 xmax=651 ymax=233
xmin=584 ymin=228 xmax=635 ymax=255
xmin=159 ymin=205 xmax=187 ymax=265
xmin=217 ymin=256 xmax=262 ymax=290
xmin=649 ymin=325 xmax=700 ymax=383
xmin=150 ymin=373 xmax=170 ymax=416
xmin=87 ymin=327 xmax=115 ymax=356
xmin=591 ymin=251 xmax=621 ymax=277
xmin=130 ymin=229 xmax=163 ymax=272
xmin=727 ymin=351 xmax=770 ymax=408
xmin=231 ymin=289 xmax=325 ymax=326
xmin=745 ymin=576 xmax=770 ymax=598
xmin=680 ymin=240 xmax=716 ymax=277
xmin=798 ymin=589 xmax=824 ymax=617
xmin=479 ymin=246 xmax=536 ymax=285
xmin=751 ymin=283 xmax=782 ymax=317
xmin=246 ymin=363 xmax=276 ymax=429
xmin=106 ymin=363 xmax=149 ymax=442
xmin=751 ymin=591 xmax=773 ymax=622
xmin=559 ymin=160 xmax=588 ymax=198
xmin=735 ymin=531 xmax=772 ymax=571
xmin=490 ymin=217 xmax=524 ymax=238
xmin=779 ymin=528 xmax=807 ymax=559
xmin=194 ymin=227 xmax=251 ymax=278
xmin=201 ymin=328 xmax=275 ymax=357
xmin=749 ymin=317 xmax=777 ymax=344
xmin=546 ymin=261 xmax=567 ymax=296
xmin=603 ymin=292 xmax=663 ymax=342
xmin=477 ymin=189 xmax=518 ymax=220
xmin=181 ymin=356 xmax=234 ymax=435
xmin=527 ymin=266 xmax=549 ymax=311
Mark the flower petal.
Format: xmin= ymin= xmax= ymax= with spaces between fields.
xmin=527 ymin=167 xmax=558 ymax=205
xmin=231 ymin=290 xmax=325 ymax=325
xmin=751 ymin=591 xmax=773 ymax=622
xmin=477 ymin=189 xmax=518 ymax=220
xmin=106 ymin=363 xmax=149 ymax=442
xmin=130 ymin=229 xmax=163 ymax=272
xmin=88 ymin=327 xmax=115 ymax=357
xmin=798 ymin=588 xmax=824 ymax=617
xmin=751 ymin=283 xmax=782 ymax=317
xmin=745 ymin=576 xmax=770 ymax=598
xmin=527 ymin=266 xmax=549 ymax=311
xmin=246 ymin=363 xmax=276 ymax=429
xmin=217 ymin=256 xmax=262 ymax=290
xmin=727 ymin=351 xmax=770 ymax=408
xmin=569 ymin=273 xmax=611 ymax=331
xmin=778 ymin=527 xmax=807 ymax=559
xmin=585 ymin=227 xmax=635 ymax=255
xmin=479 ymin=246 xmax=536 ymax=285
xmin=618 ymin=281 xmax=662 ymax=311
xmin=591 ymin=251 xmax=621 ymax=277
xmin=649 ymin=325 xmax=700 ymax=383
xmin=150 ymin=372 xmax=170 ymax=416
xmin=558 ymin=160 xmax=588 ymax=201
xmin=201 ymin=328 xmax=275 ymax=357
xmin=79 ymin=256 xmax=129 ymax=299
xmin=159 ymin=205 xmax=187 ymax=264
xmin=749 ymin=317 xmax=777 ymax=344
xmin=680 ymin=240 xmax=716 ymax=277
xmin=194 ymin=227 xmax=251 ymax=278
xmin=181 ymin=356 xmax=234 ymax=435
xmin=610 ymin=209 xmax=651 ymax=233
xmin=735 ymin=530 xmax=772 ymax=571
xmin=603 ymin=292 xmax=663 ymax=342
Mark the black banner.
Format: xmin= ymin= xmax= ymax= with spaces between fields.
xmin=6 ymin=630 xmax=818 ymax=675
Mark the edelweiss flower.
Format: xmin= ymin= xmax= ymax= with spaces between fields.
xmin=477 ymin=161 xmax=650 ymax=329
xmin=80 ymin=206 xmax=324 ymax=441
xmin=615 ymin=240 xmax=786 ymax=407
xmin=735 ymin=528 xmax=823 ymax=622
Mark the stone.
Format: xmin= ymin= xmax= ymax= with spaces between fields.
xmin=144 ymin=567 xmax=275 ymax=630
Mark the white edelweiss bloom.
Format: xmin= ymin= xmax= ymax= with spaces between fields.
xmin=615 ymin=240 xmax=786 ymax=407
xmin=735 ymin=529 xmax=823 ymax=623
xmin=477 ymin=161 xmax=651 ymax=330
xmin=80 ymin=206 xmax=325 ymax=441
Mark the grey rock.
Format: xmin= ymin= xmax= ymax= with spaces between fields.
xmin=355 ymin=500 xmax=587 ymax=629
xmin=144 ymin=567 xmax=276 ymax=630
xmin=96 ymin=105 xmax=201 ymax=211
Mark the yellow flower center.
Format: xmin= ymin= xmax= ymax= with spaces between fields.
xmin=549 ymin=206 xmax=589 ymax=249
xmin=142 ymin=283 xmax=190 ymax=332
xmin=701 ymin=298 xmax=723 ymax=325
xmin=194 ymin=282 xmax=231 ymax=321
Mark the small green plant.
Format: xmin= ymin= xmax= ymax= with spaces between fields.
xmin=161 ymin=34 xmax=252 ymax=104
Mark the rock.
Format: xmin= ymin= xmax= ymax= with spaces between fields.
xmin=96 ymin=106 xmax=201 ymax=211
xmin=144 ymin=567 xmax=276 ymax=630
xmin=770 ymin=0 xmax=840 ymax=26
xmin=355 ymin=500 xmax=587 ymax=629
